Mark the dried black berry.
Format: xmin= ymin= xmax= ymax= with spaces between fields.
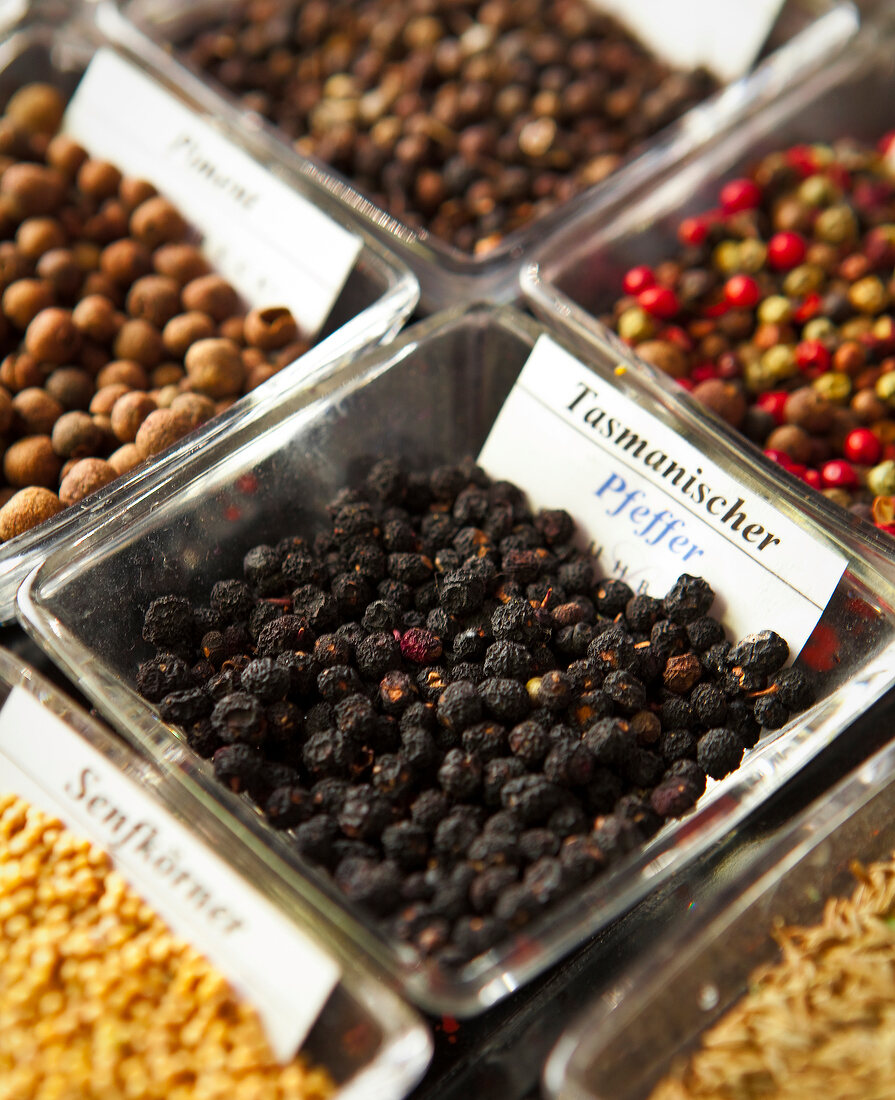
xmin=697 ymin=727 xmax=744 ymax=780
xmin=142 ymin=596 xmax=195 ymax=650
xmin=211 ymin=692 xmax=267 ymax=745
xmin=136 ymin=652 xmax=191 ymax=702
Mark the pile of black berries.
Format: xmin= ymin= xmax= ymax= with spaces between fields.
xmin=135 ymin=457 xmax=815 ymax=968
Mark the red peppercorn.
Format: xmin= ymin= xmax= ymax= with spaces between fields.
xmin=677 ymin=216 xmax=710 ymax=246
xmin=723 ymin=274 xmax=760 ymax=310
xmin=876 ymin=131 xmax=895 ymax=157
xmin=720 ymin=178 xmax=761 ymax=214
xmin=803 ymin=468 xmax=822 ymax=490
xmin=676 ymin=377 xmax=694 ymax=391
xmin=785 ymin=144 xmax=820 ymax=177
xmin=794 ymin=339 xmax=831 ymax=376
xmin=787 ymin=462 xmax=808 ymax=479
xmin=657 ymin=325 xmax=692 ymax=351
xmin=757 ymin=391 xmax=788 ymax=424
xmin=793 ymin=292 xmax=822 ymax=323
xmin=703 ymin=299 xmax=730 ymax=318
xmin=843 ymin=427 xmax=883 ymax=466
xmin=767 ymin=231 xmax=807 ymax=270
xmin=691 ymin=362 xmax=718 ymax=383
xmin=622 ymin=265 xmax=655 ymax=295
xmin=637 ymin=285 xmax=679 ymax=319
xmin=764 ymin=448 xmax=791 ymax=467
xmin=820 ymin=459 xmax=858 ymax=489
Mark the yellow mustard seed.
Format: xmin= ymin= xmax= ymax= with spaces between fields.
xmin=0 ymin=793 xmax=336 ymax=1099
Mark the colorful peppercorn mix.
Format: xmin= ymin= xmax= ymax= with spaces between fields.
xmin=607 ymin=137 xmax=895 ymax=539
xmin=176 ymin=0 xmax=716 ymax=255
xmin=134 ymin=458 xmax=815 ymax=970
xmin=0 ymin=83 xmax=308 ymax=544
xmin=0 ymin=791 xmax=335 ymax=1099
xmin=648 ymin=851 xmax=895 ymax=1099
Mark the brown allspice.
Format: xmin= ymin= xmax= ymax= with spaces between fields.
xmin=153 ymin=242 xmax=210 ymax=284
xmin=100 ymin=237 xmax=152 ymax=286
xmin=130 ymin=195 xmax=188 ymax=248
xmin=58 ymin=456 xmax=117 ymax=505
xmin=170 ymin=391 xmax=215 ymax=430
xmin=24 ymin=306 xmax=80 ymax=363
xmin=3 ymin=434 xmax=62 ymax=488
xmin=2 ymin=277 xmax=53 ymax=328
xmin=44 ymin=366 xmax=94 ymax=410
xmin=184 ymin=336 xmax=245 ymax=398
xmin=71 ymin=293 xmax=120 ymax=342
xmin=0 ymin=162 xmax=65 ymax=216
xmin=107 ymin=441 xmax=142 ymax=475
xmin=94 ymin=359 xmax=149 ymax=391
xmin=118 ymin=176 xmax=157 ymax=211
xmin=16 ymin=215 xmax=66 ymax=259
xmin=125 ymin=274 xmax=182 ymax=328
xmin=76 ymin=157 xmax=122 ymax=201
xmin=0 ymin=386 xmax=12 ymax=433
xmin=134 ymin=407 xmax=192 ymax=459
xmin=0 ymin=485 xmax=63 ymax=540
xmin=244 ymin=305 xmax=299 ymax=350
xmin=113 ymin=317 xmax=164 ymax=367
xmin=110 ymin=390 xmax=157 ymax=443
xmin=36 ymin=247 xmax=83 ymax=299
xmin=4 ymin=83 xmax=65 ymax=134
xmin=182 ymin=274 xmax=241 ymax=321
xmin=88 ymin=382 xmax=130 ymax=416
xmin=50 ymin=409 xmax=104 ymax=459
xmin=11 ymin=387 xmax=63 ymax=435
xmin=162 ymin=310 xmax=215 ymax=357
xmin=150 ymin=362 xmax=184 ymax=388
xmin=45 ymin=132 xmax=88 ymax=178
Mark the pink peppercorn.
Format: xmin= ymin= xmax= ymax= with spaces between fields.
xmin=720 ymin=178 xmax=761 ymax=214
xmin=843 ymin=428 xmax=883 ymax=466
xmin=767 ymin=231 xmax=807 ymax=270
xmin=820 ymin=459 xmax=859 ymax=489
xmin=637 ymin=285 xmax=679 ymax=319
xmin=622 ymin=265 xmax=655 ymax=295
xmin=723 ymin=274 xmax=760 ymax=309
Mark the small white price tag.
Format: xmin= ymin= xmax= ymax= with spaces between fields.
xmin=596 ymin=0 xmax=786 ymax=81
xmin=0 ymin=686 xmax=339 ymax=1063
xmin=63 ymin=49 xmax=362 ymax=337
xmin=478 ymin=336 xmax=847 ymax=654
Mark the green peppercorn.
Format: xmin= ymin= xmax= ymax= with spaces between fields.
xmin=617 ymin=306 xmax=654 ymax=343
xmin=849 ymin=276 xmax=889 ymax=315
xmin=812 ymin=371 xmax=852 ymax=404
xmin=757 ymin=295 xmax=792 ymax=325
xmin=814 ymin=203 xmax=858 ymax=245
xmin=712 ymin=240 xmax=741 ymax=275
xmin=802 ymin=317 xmax=836 ymax=342
xmin=759 ymin=344 xmax=797 ymax=383
xmin=875 ymin=373 xmax=895 ymax=406
xmin=737 ymin=239 xmax=767 ymax=273
xmin=797 ymin=174 xmax=839 ymax=207
xmin=783 ymin=263 xmax=825 ymax=297
xmin=868 ymin=460 xmax=895 ymax=495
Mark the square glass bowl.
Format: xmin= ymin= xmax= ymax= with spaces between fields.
xmin=15 ymin=302 xmax=895 ymax=1015
xmin=524 ymin=17 xmax=895 ymax=557
xmin=543 ymin=729 xmax=895 ymax=1100
xmin=114 ymin=0 xmax=858 ymax=312
xmin=0 ymin=0 xmax=418 ymax=624
xmin=0 ymin=645 xmax=432 ymax=1100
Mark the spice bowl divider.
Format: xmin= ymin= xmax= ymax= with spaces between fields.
xmin=523 ymin=15 xmax=895 ymax=557
xmin=0 ymin=0 xmax=418 ymax=626
xmin=15 ymin=301 xmax=895 ymax=1016
xmin=0 ymin=646 xmax=432 ymax=1099
xmin=543 ymin=729 xmax=895 ymax=1100
xmin=113 ymin=0 xmax=859 ymax=313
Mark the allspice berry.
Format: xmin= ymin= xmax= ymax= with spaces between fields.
xmin=11 ymin=387 xmax=63 ymax=435
xmin=0 ymin=386 xmax=11 ymax=434
xmin=0 ymin=486 xmax=63 ymax=541
xmin=100 ymin=238 xmax=153 ymax=286
xmin=107 ymin=442 xmax=142 ymax=475
xmin=72 ymin=295 xmax=121 ymax=343
xmin=162 ymin=311 xmax=215 ymax=357
xmin=181 ymin=275 xmax=241 ymax=322
xmin=1 ymin=163 xmax=65 ymax=216
xmin=24 ymin=307 xmax=81 ymax=363
xmin=44 ymin=367 xmax=95 ymax=410
xmin=692 ymin=378 xmax=747 ymax=427
xmin=134 ymin=407 xmax=192 ymax=459
xmin=184 ymin=337 xmax=245 ymax=398
xmin=3 ymin=435 xmax=62 ymax=488
xmin=2 ymin=277 xmax=53 ymax=329
xmin=95 ymin=360 xmax=149 ymax=391
xmin=110 ymin=391 xmax=157 ymax=443
xmin=126 ymin=274 xmax=182 ymax=328
xmin=766 ymin=423 xmax=813 ymax=464
xmin=153 ymin=243 xmax=210 ymax=285
xmin=634 ymin=339 xmax=689 ymax=379
xmin=58 ymin=457 xmax=117 ymax=506
xmin=113 ymin=318 xmax=164 ymax=367
xmin=244 ymin=306 xmax=299 ymax=350
xmin=784 ymin=387 xmax=835 ymax=434
xmin=76 ymin=158 xmax=122 ymax=202
xmin=4 ymin=83 xmax=65 ymax=134
xmin=169 ymin=392 xmax=215 ymax=430
xmin=51 ymin=410 xmax=104 ymax=459
xmin=129 ymin=196 xmax=188 ymax=248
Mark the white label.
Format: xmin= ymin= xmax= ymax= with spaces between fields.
xmin=596 ymin=0 xmax=786 ymax=81
xmin=0 ymin=687 xmax=339 ymax=1063
xmin=63 ymin=49 xmax=362 ymax=336
xmin=478 ymin=336 xmax=847 ymax=654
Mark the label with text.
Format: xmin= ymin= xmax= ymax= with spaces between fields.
xmin=0 ymin=687 xmax=339 ymax=1062
xmin=596 ymin=0 xmax=785 ymax=81
xmin=64 ymin=49 xmax=362 ymax=336
xmin=478 ymin=336 xmax=847 ymax=653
